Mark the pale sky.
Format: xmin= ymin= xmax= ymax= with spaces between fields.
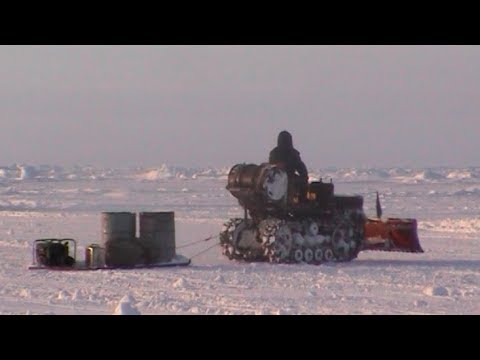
xmin=1 ymin=45 xmax=479 ymax=169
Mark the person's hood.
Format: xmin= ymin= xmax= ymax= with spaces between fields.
xmin=277 ymin=131 xmax=293 ymax=149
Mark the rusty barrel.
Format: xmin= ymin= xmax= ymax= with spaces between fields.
xmin=139 ymin=212 xmax=176 ymax=264
xmin=101 ymin=212 xmax=142 ymax=266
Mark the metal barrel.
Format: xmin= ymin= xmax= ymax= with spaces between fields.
xmin=101 ymin=212 xmax=136 ymax=245
xmin=101 ymin=212 xmax=142 ymax=266
xmin=139 ymin=212 xmax=176 ymax=264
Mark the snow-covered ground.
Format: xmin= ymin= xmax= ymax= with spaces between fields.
xmin=1 ymin=164 xmax=479 ymax=315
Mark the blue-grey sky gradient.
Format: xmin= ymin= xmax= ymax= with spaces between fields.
xmin=1 ymin=45 xmax=479 ymax=168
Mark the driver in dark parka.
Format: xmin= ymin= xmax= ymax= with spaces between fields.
xmin=269 ymin=130 xmax=309 ymax=201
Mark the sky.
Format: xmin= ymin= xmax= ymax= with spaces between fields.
xmin=1 ymin=45 xmax=479 ymax=169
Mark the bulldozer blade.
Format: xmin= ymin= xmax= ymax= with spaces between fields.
xmin=363 ymin=218 xmax=423 ymax=253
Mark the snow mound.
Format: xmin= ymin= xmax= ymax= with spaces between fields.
xmin=413 ymin=170 xmax=444 ymax=181
xmin=342 ymin=169 xmax=390 ymax=181
xmin=20 ymin=288 xmax=32 ymax=298
xmin=388 ymin=168 xmax=412 ymax=177
xmin=72 ymin=289 xmax=84 ymax=301
xmin=57 ymin=290 xmax=70 ymax=300
xmin=113 ymin=295 xmax=141 ymax=315
xmin=138 ymin=165 xmax=174 ymax=181
xmin=173 ymin=278 xmax=189 ymax=289
xmin=189 ymin=306 xmax=200 ymax=314
xmin=423 ymin=286 xmax=449 ymax=297
xmin=136 ymin=164 xmax=229 ymax=181
xmin=214 ymin=275 xmax=225 ymax=284
xmin=447 ymin=170 xmax=475 ymax=180
xmin=18 ymin=165 xmax=37 ymax=180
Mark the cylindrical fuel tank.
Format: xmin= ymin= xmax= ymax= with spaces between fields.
xmin=227 ymin=163 xmax=288 ymax=203
xmin=139 ymin=212 xmax=176 ymax=264
xmin=101 ymin=212 xmax=142 ymax=267
xmin=101 ymin=212 xmax=136 ymax=245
